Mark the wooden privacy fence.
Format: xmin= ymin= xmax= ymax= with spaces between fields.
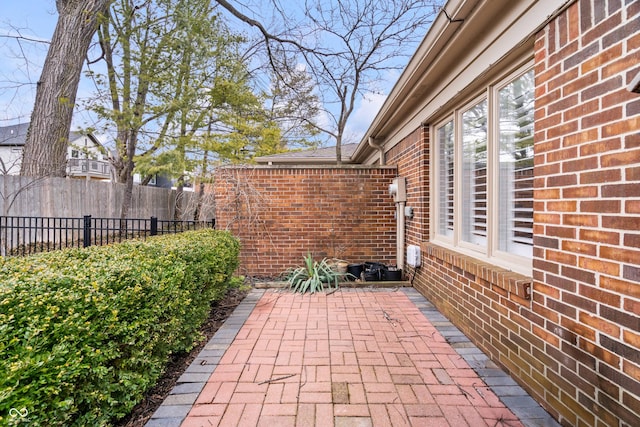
xmin=0 ymin=176 xmax=211 ymax=220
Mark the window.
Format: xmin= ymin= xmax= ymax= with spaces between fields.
xmin=461 ymin=99 xmax=488 ymax=248
xmin=437 ymin=121 xmax=454 ymax=238
xmin=432 ymin=68 xmax=534 ymax=274
xmin=498 ymin=71 xmax=534 ymax=257
xmin=71 ymin=149 xmax=79 ymax=158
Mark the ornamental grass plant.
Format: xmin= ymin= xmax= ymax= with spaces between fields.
xmin=286 ymin=253 xmax=347 ymax=293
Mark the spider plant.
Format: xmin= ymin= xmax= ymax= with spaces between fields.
xmin=286 ymin=253 xmax=344 ymax=293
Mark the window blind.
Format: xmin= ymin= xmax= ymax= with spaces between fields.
xmin=498 ymin=70 xmax=534 ymax=257
xmin=462 ymin=100 xmax=488 ymax=247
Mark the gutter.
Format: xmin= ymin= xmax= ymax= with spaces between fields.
xmin=368 ymin=136 xmax=385 ymax=165
xmin=352 ymin=0 xmax=473 ymax=164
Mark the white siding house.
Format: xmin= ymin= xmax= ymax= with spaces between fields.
xmin=0 ymin=123 xmax=112 ymax=180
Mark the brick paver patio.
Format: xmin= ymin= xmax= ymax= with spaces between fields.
xmin=147 ymin=288 xmax=559 ymax=426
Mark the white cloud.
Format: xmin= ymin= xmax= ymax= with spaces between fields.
xmin=344 ymin=91 xmax=388 ymax=144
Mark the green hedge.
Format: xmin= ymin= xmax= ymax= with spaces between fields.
xmin=0 ymin=229 xmax=239 ymax=426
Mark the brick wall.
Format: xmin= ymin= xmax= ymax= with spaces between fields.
xmin=213 ymin=166 xmax=398 ymax=277
xmin=532 ymin=0 xmax=640 ymax=424
xmin=385 ymin=126 xmax=430 ymax=247
xmin=394 ymin=1 xmax=640 ymax=426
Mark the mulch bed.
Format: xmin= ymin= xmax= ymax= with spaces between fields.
xmin=114 ymin=286 xmax=250 ymax=427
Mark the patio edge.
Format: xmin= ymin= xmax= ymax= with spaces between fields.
xmin=144 ymin=289 xmax=265 ymax=427
xmin=402 ymin=287 xmax=560 ymax=427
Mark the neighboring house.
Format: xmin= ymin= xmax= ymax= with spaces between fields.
xmin=255 ymin=143 xmax=359 ymax=165
xmin=133 ymin=173 xmax=173 ymax=188
xmin=0 ymin=122 xmax=112 ymax=180
xmin=216 ymin=0 xmax=639 ymax=425
xmin=0 ymin=124 xmax=24 ymax=175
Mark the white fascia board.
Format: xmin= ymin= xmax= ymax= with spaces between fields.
xmin=359 ymin=0 xmax=574 ymax=162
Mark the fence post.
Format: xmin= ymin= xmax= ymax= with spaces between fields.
xmin=83 ymin=215 xmax=92 ymax=248
xmin=150 ymin=216 xmax=158 ymax=236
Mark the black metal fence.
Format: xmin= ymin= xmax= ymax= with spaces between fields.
xmin=0 ymin=215 xmax=215 ymax=257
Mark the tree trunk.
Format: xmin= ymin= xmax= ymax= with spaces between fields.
xmin=174 ymin=177 xmax=184 ymax=221
xmin=119 ymin=166 xmax=134 ymax=223
xmin=21 ymin=0 xmax=110 ymax=177
xmin=194 ymin=149 xmax=209 ymax=221
xmin=335 ymin=131 xmax=343 ymax=165
xmin=119 ymin=129 xmax=137 ymax=220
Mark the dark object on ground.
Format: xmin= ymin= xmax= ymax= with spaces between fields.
xmin=384 ymin=268 xmax=403 ymax=281
xmin=364 ymin=262 xmax=387 ymax=281
xmin=114 ymin=286 xmax=249 ymax=427
xmin=361 ymin=262 xmax=402 ymax=281
xmin=346 ymin=263 xmax=364 ymax=281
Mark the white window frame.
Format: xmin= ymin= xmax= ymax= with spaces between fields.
xmin=431 ymin=62 xmax=534 ymax=276
xmin=491 ymin=66 xmax=535 ymax=267
xmin=434 ymin=116 xmax=455 ymax=245
xmin=457 ymin=95 xmax=489 ymax=254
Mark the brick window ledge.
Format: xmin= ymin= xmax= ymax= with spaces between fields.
xmin=421 ymin=242 xmax=532 ymax=301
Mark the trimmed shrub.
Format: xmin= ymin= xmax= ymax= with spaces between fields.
xmin=0 ymin=229 xmax=239 ymax=426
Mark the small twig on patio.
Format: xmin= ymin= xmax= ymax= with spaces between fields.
xmin=389 ymin=399 xmax=409 ymax=424
xmin=457 ymin=384 xmax=472 ymax=401
xmin=399 ymin=334 xmax=422 ymax=339
xmin=299 ymin=365 xmax=309 ymax=390
xmin=256 ymin=294 xmax=281 ymax=307
xmin=326 ymin=287 xmax=340 ymax=296
xmin=492 ymin=414 xmax=521 ymax=427
xmin=258 ymin=374 xmax=296 ymax=385
xmin=382 ymin=309 xmax=400 ymax=326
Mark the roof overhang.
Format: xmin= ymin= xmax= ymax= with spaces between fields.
xmin=352 ymin=0 xmax=575 ymax=164
xmin=256 ymin=157 xmax=357 ymax=166
xmin=255 ymin=144 xmax=359 ymax=165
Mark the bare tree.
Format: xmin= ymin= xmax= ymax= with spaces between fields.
xmin=14 ymin=0 xmax=440 ymax=185
xmin=20 ymin=0 xmax=110 ymax=177
xmin=216 ymin=0 xmax=442 ymax=164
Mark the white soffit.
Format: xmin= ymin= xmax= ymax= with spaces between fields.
xmin=364 ymin=0 xmax=574 ymax=153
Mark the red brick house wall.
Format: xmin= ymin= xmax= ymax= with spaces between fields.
xmin=396 ymin=1 xmax=640 ymax=426
xmin=533 ymin=0 xmax=639 ymax=424
xmin=213 ymin=166 xmax=398 ymax=277
xmin=385 ymin=126 xmax=430 ymax=250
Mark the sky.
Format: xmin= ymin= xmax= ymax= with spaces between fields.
xmin=0 ymin=0 xmax=57 ymax=125
xmin=0 ymin=0 xmax=397 ymax=146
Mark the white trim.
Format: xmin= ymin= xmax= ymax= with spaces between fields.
xmin=491 ymin=63 xmax=536 ymax=269
xmin=457 ymin=95 xmax=489 ymax=254
xmin=430 ymin=60 xmax=535 ymax=276
xmin=433 ymin=116 xmax=455 ymax=246
xmin=354 ymin=0 xmax=573 ymax=165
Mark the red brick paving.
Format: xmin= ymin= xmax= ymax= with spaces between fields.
xmin=181 ymin=290 xmax=523 ymax=426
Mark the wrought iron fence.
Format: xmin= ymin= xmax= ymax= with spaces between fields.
xmin=0 ymin=215 xmax=215 ymax=257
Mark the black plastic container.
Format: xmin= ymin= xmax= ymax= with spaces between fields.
xmin=363 ymin=262 xmax=387 ymax=281
xmin=346 ymin=263 xmax=364 ymax=281
xmin=384 ymin=268 xmax=402 ymax=281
